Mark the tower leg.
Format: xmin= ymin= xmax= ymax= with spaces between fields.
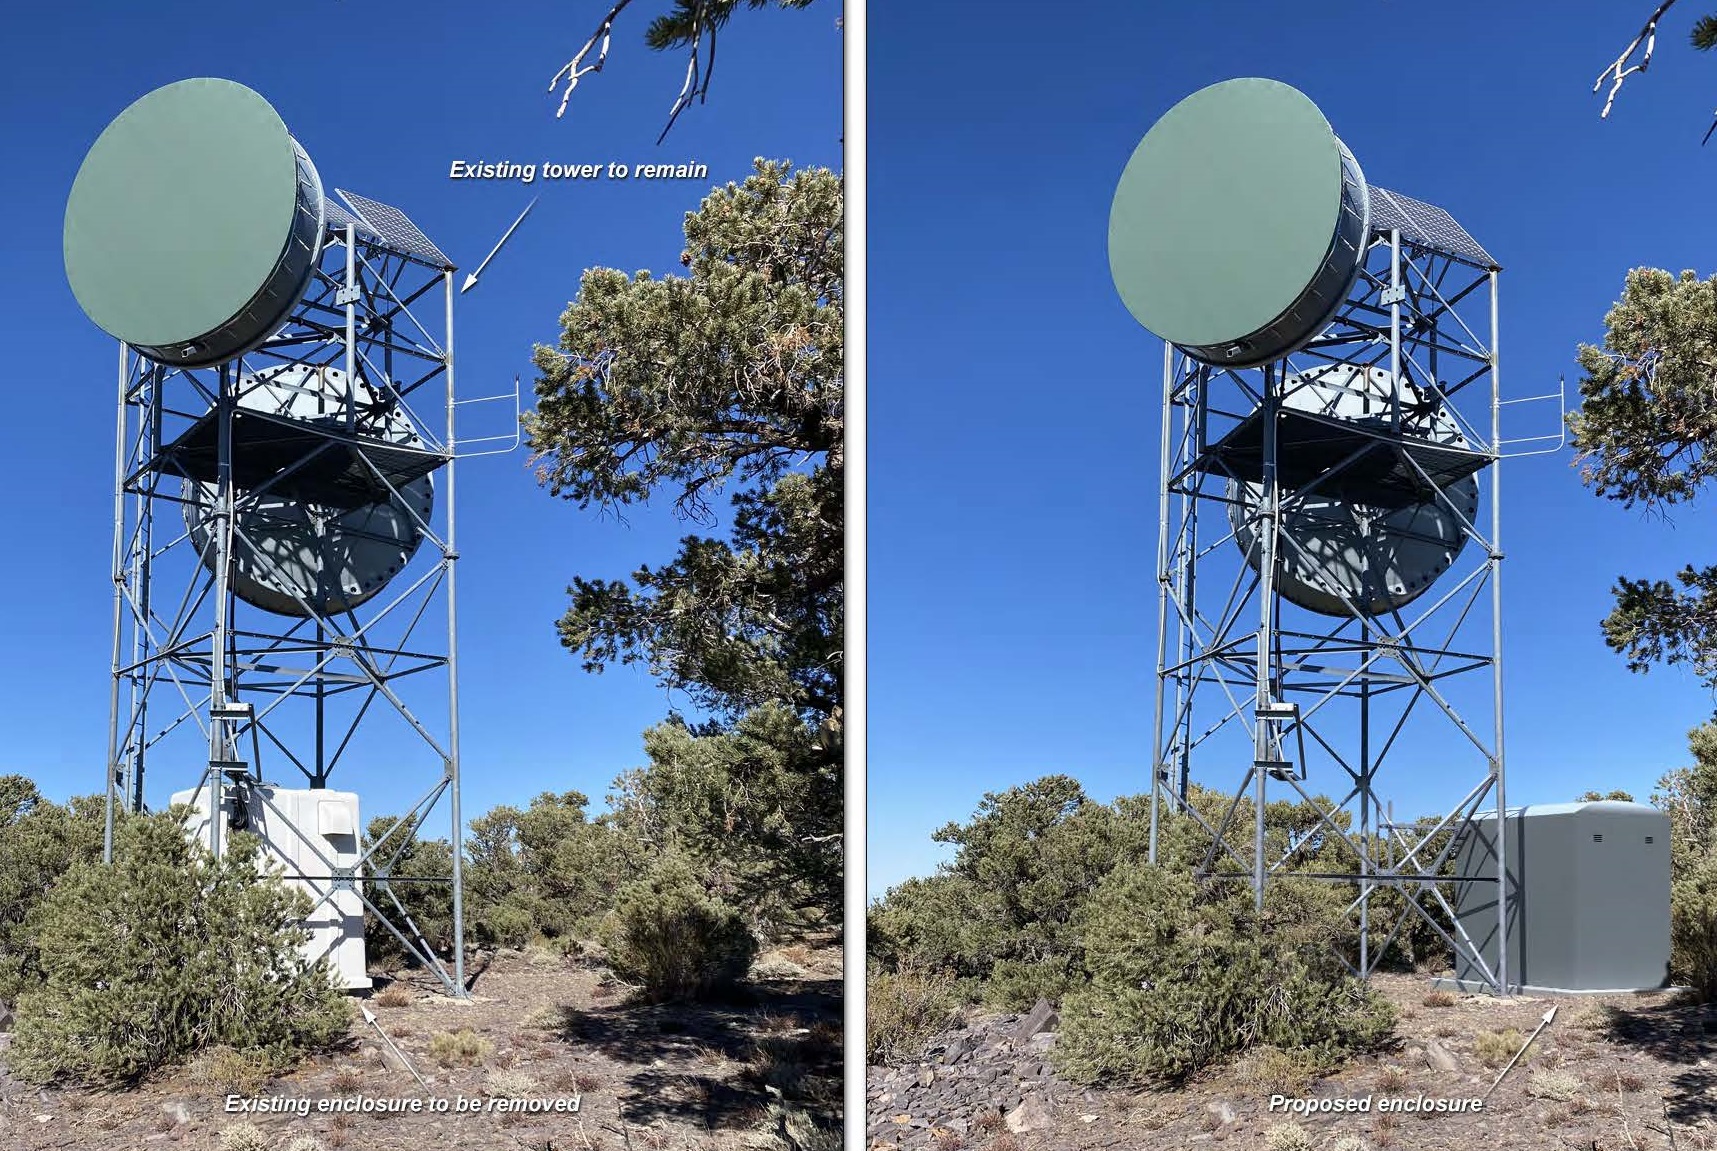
xmin=1252 ymin=364 xmax=1281 ymax=912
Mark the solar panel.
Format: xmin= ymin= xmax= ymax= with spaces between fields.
xmin=334 ymin=188 xmax=454 ymax=269
xmin=1369 ymin=187 xmax=1496 ymax=270
xmin=323 ymin=200 xmax=381 ymax=245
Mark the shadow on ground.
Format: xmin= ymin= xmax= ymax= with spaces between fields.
xmin=1599 ymin=996 xmax=1717 ymax=1125
xmin=551 ymin=977 xmax=842 ymax=1129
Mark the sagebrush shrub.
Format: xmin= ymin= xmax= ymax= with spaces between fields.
xmin=427 ymin=1029 xmax=492 ymax=1066
xmin=1052 ymin=865 xmax=1394 ymax=1086
xmin=219 ymin=1123 xmax=271 ymax=1151
xmin=484 ymin=1069 xmax=537 ymax=1098
xmin=597 ymin=854 xmax=756 ymax=1002
xmin=1474 ymin=1029 xmax=1528 ymax=1068
xmin=865 ymin=961 xmax=962 ymax=1066
xmin=1525 ymin=1069 xmax=1582 ymax=1101
xmin=1264 ymin=1124 xmax=1313 ymax=1151
xmin=7 ymin=813 xmax=350 ymax=1086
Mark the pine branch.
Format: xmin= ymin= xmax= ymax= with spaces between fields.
xmin=1695 ymin=13 xmax=1717 ymax=48
xmin=1596 ymin=2 xmax=1717 ymax=142
xmin=1594 ymin=0 xmax=1684 ymax=119
xmin=551 ymin=0 xmax=820 ymax=140
xmin=657 ymin=0 xmax=710 ymax=145
xmin=547 ymin=0 xmax=638 ymax=120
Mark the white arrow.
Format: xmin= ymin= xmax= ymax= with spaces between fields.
xmin=361 ymin=1003 xmax=430 ymax=1091
xmin=1482 ymin=1005 xmax=1557 ymax=1102
xmin=461 ymin=197 xmax=539 ymax=294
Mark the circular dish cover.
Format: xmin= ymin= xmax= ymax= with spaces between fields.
xmin=1228 ymin=364 xmax=1479 ymax=617
xmin=184 ymin=365 xmax=435 ymax=619
xmin=1109 ymin=77 xmax=1369 ymax=366
xmin=64 ymin=78 xmax=323 ymax=367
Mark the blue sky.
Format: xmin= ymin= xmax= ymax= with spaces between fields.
xmin=868 ymin=0 xmax=1717 ymax=899
xmin=0 ymin=1 xmax=842 ymax=825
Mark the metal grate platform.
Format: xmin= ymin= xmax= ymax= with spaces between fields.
xmin=152 ymin=409 xmax=449 ymax=510
xmin=1195 ymin=407 xmax=1494 ymax=508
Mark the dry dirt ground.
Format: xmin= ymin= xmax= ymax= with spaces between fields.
xmin=0 ymin=941 xmax=842 ymax=1151
xmin=868 ymin=973 xmax=1717 ymax=1151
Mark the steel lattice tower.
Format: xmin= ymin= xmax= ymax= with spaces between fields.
xmin=103 ymin=190 xmax=473 ymax=998
xmin=1146 ymin=208 xmax=1511 ymax=988
xmin=1109 ymin=79 xmax=1561 ymax=993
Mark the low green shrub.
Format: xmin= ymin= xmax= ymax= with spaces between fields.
xmin=0 ymin=779 xmax=106 ymax=1004
xmin=1670 ymin=848 xmax=1717 ymax=1002
xmin=982 ymin=955 xmax=1074 ymax=1012
xmin=1657 ymin=723 xmax=1717 ymax=1003
xmin=598 ymin=854 xmax=757 ymax=1002
xmin=360 ymin=816 xmax=453 ymax=967
xmin=1052 ymin=865 xmax=1394 ymax=1086
xmin=474 ymin=899 xmax=536 ymax=951
xmin=7 ymin=813 xmax=350 ymax=1086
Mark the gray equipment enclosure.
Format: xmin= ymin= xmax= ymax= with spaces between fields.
xmin=1446 ymin=802 xmax=1672 ymax=995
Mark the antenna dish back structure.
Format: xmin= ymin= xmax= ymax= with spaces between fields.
xmin=182 ymin=364 xmax=435 ymax=618
xmin=1227 ymin=363 xmax=1479 ymax=617
xmin=70 ymin=78 xmax=475 ymax=998
xmin=1112 ymin=78 xmax=1530 ymax=993
xmin=64 ymin=78 xmax=324 ymax=368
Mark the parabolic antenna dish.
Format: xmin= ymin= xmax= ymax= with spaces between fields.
xmin=184 ymin=365 xmax=433 ymax=618
xmin=1228 ymin=364 xmax=1478 ymax=617
xmin=1108 ymin=78 xmax=1369 ymax=367
xmin=64 ymin=78 xmax=325 ymax=368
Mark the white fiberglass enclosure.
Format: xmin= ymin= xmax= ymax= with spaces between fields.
xmin=172 ymin=783 xmax=370 ymax=990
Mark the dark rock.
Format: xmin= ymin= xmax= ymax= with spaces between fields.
xmin=1016 ymin=997 xmax=1060 ymax=1039
xmin=869 ymin=1007 xmax=1084 ymax=1143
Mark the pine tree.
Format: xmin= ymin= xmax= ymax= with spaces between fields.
xmin=524 ymin=160 xmax=843 ymax=929
xmin=1571 ymin=269 xmax=1717 ymax=691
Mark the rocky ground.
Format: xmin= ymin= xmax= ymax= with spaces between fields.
xmin=0 ymin=940 xmax=842 ymax=1151
xmin=866 ymin=974 xmax=1717 ymax=1150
